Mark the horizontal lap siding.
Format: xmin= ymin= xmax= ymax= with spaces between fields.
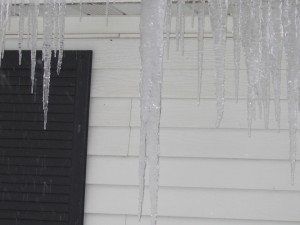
xmin=4 ymin=16 xmax=298 ymax=225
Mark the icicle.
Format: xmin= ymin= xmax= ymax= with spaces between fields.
xmin=43 ymin=0 xmax=55 ymax=130
xmin=296 ymin=1 xmax=300 ymax=113
xmin=240 ymin=0 xmax=261 ymax=136
xmin=176 ymin=0 xmax=185 ymax=55
xmin=231 ymin=0 xmax=241 ymax=103
xmin=18 ymin=0 xmax=25 ymax=65
xmin=139 ymin=0 xmax=167 ymax=224
xmin=27 ymin=5 xmax=31 ymax=48
xmin=29 ymin=0 xmax=39 ymax=94
xmin=53 ymin=0 xmax=59 ymax=58
xmin=269 ymin=0 xmax=283 ymax=130
xmin=208 ymin=0 xmax=228 ymax=127
xmin=197 ymin=0 xmax=205 ymax=104
xmin=165 ymin=0 xmax=172 ymax=59
xmin=260 ymin=0 xmax=271 ymax=129
xmin=282 ymin=0 xmax=298 ymax=185
xmin=106 ymin=0 xmax=109 ymax=26
xmin=57 ymin=0 xmax=66 ymax=75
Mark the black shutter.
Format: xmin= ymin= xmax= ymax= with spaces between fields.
xmin=0 ymin=50 xmax=92 ymax=225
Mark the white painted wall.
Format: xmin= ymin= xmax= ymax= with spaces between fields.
xmin=6 ymin=16 xmax=300 ymax=225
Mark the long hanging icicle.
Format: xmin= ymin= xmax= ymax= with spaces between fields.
xmin=139 ymin=0 xmax=167 ymax=225
xmin=29 ymin=0 xmax=39 ymax=94
xmin=42 ymin=0 xmax=55 ymax=130
xmin=208 ymin=0 xmax=228 ymax=127
xmin=231 ymin=0 xmax=241 ymax=102
xmin=260 ymin=0 xmax=271 ymax=129
xmin=269 ymin=0 xmax=283 ymax=130
xmin=57 ymin=0 xmax=66 ymax=75
xmin=197 ymin=0 xmax=205 ymax=104
xmin=0 ymin=0 xmax=12 ymax=65
xmin=282 ymin=0 xmax=298 ymax=185
xmin=240 ymin=0 xmax=261 ymax=136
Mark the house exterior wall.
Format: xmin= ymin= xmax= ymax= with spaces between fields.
xmin=5 ymin=16 xmax=300 ymax=225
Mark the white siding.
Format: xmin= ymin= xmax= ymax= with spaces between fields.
xmin=6 ymin=16 xmax=300 ymax=225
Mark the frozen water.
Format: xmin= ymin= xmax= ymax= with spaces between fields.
xmin=282 ymin=0 xmax=298 ymax=185
xmin=231 ymin=0 xmax=241 ymax=102
xmin=42 ymin=0 xmax=55 ymax=130
xmin=176 ymin=0 xmax=185 ymax=55
xmin=197 ymin=0 xmax=205 ymax=104
xmin=269 ymin=0 xmax=283 ymax=130
xmin=208 ymin=0 xmax=228 ymax=127
xmin=29 ymin=0 xmax=39 ymax=93
xmin=18 ymin=0 xmax=25 ymax=65
xmin=57 ymin=0 xmax=66 ymax=75
xmin=139 ymin=0 xmax=167 ymax=224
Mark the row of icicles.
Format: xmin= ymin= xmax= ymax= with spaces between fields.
xmin=139 ymin=0 xmax=300 ymax=225
xmin=0 ymin=0 xmax=111 ymax=129
xmin=0 ymin=1 xmax=299 ymax=225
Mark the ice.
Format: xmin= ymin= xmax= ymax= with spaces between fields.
xmin=164 ymin=0 xmax=172 ymax=59
xmin=139 ymin=0 xmax=167 ymax=224
xmin=176 ymin=0 xmax=185 ymax=55
xmin=269 ymin=0 xmax=283 ymax=130
xmin=0 ymin=1 xmax=12 ymax=65
xmin=231 ymin=0 xmax=241 ymax=102
xmin=57 ymin=0 xmax=66 ymax=75
xmin=29 ymin=0 xmax=39 ymax=93
xmin=260 ymin=0 xmax=271 ymax=129
xmin=42 ymin=0 xmax=55 ymax=130
xmin=197 ymin=0 xmax=205 ymax=104
xmin=240 ymin=0 xmax=261 ymax=136
xmin=53 ymin=1 xmax=59 ymax=58
xmin=18 ymin=0 xmax=25 ymax=65
xmin=282 ymin=0 xmax=298 ymax=185
xmin=208 ymin=0 xmax=228 ymax=127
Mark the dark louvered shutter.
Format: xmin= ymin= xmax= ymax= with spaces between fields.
xmin=0 ymin=50 xmax=92 ymax=225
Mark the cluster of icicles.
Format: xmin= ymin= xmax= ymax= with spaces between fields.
xmin=0 ymin=1 xmax=299 ymax=225
xmin=139 ymin=0 xmax=300 ymax=225
xmin=0 ymin=0 xmax=66 ymax=129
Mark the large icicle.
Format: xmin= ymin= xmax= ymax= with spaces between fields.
xmin=42 ymin=0 xmax=55 ymax=130
xmin=57 ymin=0 xmax=66 ymax=75
xmin=231 ymin=0 xmax=241 ymax=102
xmin=269 ymin=0 xmax=283 ymax=130
xmin=197 ymin=0 xmax=205 ymax=103
xmin=18 ymin=0 xmax=25 ymax=65
xmin=208 ymin=0 xmax=228 ymax=127
xmin=260 ymin=0 xmax=271 ymax=129
xmin=282 ymin=0 xmax=298 ymax=185
xmin=29 ymin=0 xmax=39 ymax=93
xmin=240 ymin=0 xmax=261 ymax=136
xmin=139 ymin=0 xmax=167 ymax=225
